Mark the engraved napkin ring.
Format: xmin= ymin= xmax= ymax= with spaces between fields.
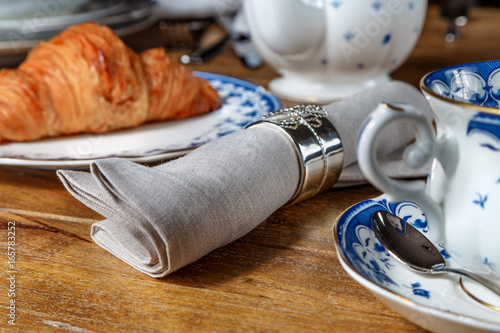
xmin=246 ymin=105 xmax=344 ymax=206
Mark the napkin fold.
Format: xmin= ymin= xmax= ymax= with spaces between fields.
xmin=57 ymin=80 xmax=434 ymax=277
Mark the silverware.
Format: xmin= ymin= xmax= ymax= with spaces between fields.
xmin=441 ymin=0 xmax=474 ymax=42
xmin=180 ymin=33 xmax=230 ymax=65
xmin=159 ymin=19 xmax=231 ymax=65
xmin=230 ymin=33 xmax=262 ymax=69
xmin=177 ymin=4 xmax=262 ymax=68
xmin=371 ymin=210 xmax=500 ymax=297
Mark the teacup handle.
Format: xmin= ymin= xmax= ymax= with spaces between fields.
xmin=357 ymin=102 xmax=456 ymax=243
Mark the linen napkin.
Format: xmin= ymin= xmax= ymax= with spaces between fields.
xmin=57 ymin=80 xmax=434 ymax=277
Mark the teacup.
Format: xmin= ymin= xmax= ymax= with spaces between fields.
xmin=357 ymin=60 xmax=500 ymax=277
xmin=243 ymin=0 xmax=427 ymax=103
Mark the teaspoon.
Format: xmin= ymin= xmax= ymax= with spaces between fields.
xmin=371 ymin=210 xmax=500 ymax=297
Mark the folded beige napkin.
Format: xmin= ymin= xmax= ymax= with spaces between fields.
xmin=57 ymin=80 xmax=434 ymax=277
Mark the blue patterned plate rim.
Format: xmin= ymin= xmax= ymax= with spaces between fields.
xmin=420 ymin=60 xmax=500 ymax=115
xmin=333 ymin=194 xmax=500 ymax=332
xmin=0 ymin=71 xmax=281 ymax=168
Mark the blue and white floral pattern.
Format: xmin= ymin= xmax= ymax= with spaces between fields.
xmin=334 ymin=195 xmax=500 ymax=331
xmin=425 ymin=60 xmax=500 ymax=109
xmin=337 ymin=196 xmax=430 ymax=296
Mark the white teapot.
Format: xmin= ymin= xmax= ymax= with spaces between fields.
xmin=244 ymin=0 xmax=427 ymax=102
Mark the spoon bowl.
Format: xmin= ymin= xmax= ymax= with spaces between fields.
xmin=371 ymin=210 xmax=500 ymax=297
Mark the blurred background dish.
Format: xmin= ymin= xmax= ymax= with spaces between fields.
xmin=0 ymin=0 xmax=89 ymax=19
xmin=156 ymin=0 xmax=219 ymax=20
xmin=0 ymin=0 xmax=158 ymax=66
xmin=244 ymin=0 xmax=428 ymax=103
xmin=0 ymin=0 xmax=127 ymax=31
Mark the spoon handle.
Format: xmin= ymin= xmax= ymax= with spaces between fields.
xmin=443 ymin=267 xmax=500 ymax=297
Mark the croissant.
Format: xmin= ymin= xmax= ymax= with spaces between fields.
xmin=0 ymin=22 xmax=220 ymax=142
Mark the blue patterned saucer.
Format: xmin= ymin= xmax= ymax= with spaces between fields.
xmin=333 ymin=195 xmax=500 ymax=333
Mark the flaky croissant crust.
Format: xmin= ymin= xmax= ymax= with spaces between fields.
xmin=0 ymin=22 xmax=219 ymax=142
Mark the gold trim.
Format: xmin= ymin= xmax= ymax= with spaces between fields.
xmin=459 ymin=277 xmax=500 ymax=312
xmin=420 ymin=65 xmax=500 ymax=116
xmin=381 ymin=102 xmax=405 ymax=112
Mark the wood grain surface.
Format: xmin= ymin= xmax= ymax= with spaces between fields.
xmin=1 ymin=5 xmax=499 ymax=332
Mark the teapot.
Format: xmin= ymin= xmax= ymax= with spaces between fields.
xmin=244 ymin=0 xmax=427 ymax=102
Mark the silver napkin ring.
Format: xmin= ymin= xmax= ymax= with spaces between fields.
xmin=246 ymin=105 xmax=344 ymax=206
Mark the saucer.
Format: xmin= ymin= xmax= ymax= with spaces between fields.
xmin=333 ymin=195 xmax=500 ymax=333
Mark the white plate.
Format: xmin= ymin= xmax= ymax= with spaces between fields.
xmin=333 ymin=195 xmax=500 ymax=333
xmin=0 ymin=72 xmax=281 ymax=169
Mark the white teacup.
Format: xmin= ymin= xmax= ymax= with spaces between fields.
xmin=357 ymin=61 xmax=500 ymax=277
xmin=243 ymin=0 xmax=427 ymax=103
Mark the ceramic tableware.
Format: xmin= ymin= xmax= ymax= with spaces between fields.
xmin=0 ymin=72 xmax=280 ymax=169
xmin=357 ymin=60 xmax=500 ymax=279
xmin=333 ymin=195 xmax=500 ymax=333
xmin=243 ymin=0 xmax=427 ymax=102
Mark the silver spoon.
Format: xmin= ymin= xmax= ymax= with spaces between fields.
xmin=372 ymin=210 xmax=500 ymax=297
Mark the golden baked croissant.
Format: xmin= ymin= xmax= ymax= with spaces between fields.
xmin=0 ymin=22 xmax=220 ymax=142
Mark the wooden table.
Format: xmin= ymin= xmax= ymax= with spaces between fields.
xmin=1 ymin=5 xmax=499 ymax=332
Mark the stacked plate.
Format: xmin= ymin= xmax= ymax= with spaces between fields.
xmin=0 ymin=0 xmax=158 ymax=65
